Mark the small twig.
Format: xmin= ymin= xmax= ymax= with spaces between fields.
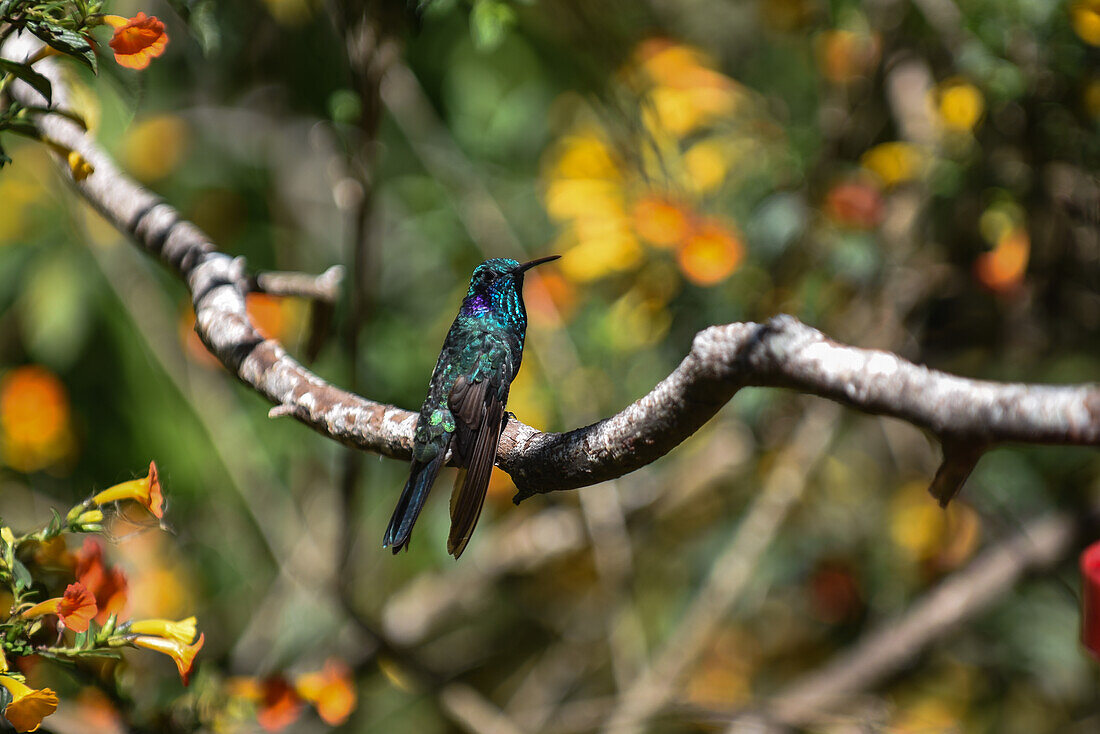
xmin=928 ymin=440 xmax=986 ymax=507
xmin=247 ymin=264 xmax=345 ymax=304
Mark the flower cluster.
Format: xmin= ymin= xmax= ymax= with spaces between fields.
xmin=541 ymin=39 xmax=761 ymax=291
xmin=0 ymin=463 xmax=202 ymax=732
xmin=222 ymin=659 xmax=357 ymax=731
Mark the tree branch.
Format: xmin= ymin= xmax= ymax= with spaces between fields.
xmin=8 ymin=37 xmax=1099 ymax=504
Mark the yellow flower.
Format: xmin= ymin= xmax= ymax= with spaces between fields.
xmin=0 ymin=676 xmax=58 ymax=732
xmin=131 ymin=632 xmax=204 ymax=685
xmin=121 ymin=115 xmax=189 ymax=183
xmin=66 ymin=150 xmax=94 ymax=181
xmin=683 ymin=138 xmax=729 ymax=194
xmin=1072 ymin=0 xmax=1100 ymax=46
xmin=130 ymin=616 xmax=197 ymax=647
xmin=91 ymin=461 xmax=164 ymax=518
xmin=935 ymin=79 xmax=984 ymax=132
xmin=860 ymin=141 xmax=924 ymax=188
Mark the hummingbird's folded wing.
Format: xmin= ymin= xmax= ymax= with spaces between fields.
xmin=446 ymin=372 xmax=506 ymax=558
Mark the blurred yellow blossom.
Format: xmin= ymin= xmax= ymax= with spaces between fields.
xmin=1072 ymin=0 xmax=1100 ymax=46
xmin=861 ymin=141 xmax=924 ymax=187
xmin=262 ymin=0 xmax=315 ymax=25
xmin=604 ymin=288 xmax=672 ymax=351
xmin=634 ymin=39 xmax=740 ymax=137
xmin=0 ymin=366 xmax=74 ymax=472
xmin=0 ymin=148 xmax=49 ymax=244
xmin=889 ymin=481 xmax=981 ymax=570
xmin=891 ymin=696 xmax=964 ymax=733
xmin=683 ymin=138 xmax=729 ymax=193
xmin=122 ymin=115 xmax=190 ymax=183
xmin=549 ymin=129 xmax=621 ymax=181
xmin=1085 ymin=77 xmax=1100 ymax=119
xmin=558 ymin=229 xmax=643 ymax=282
xmin=935 ymin=78 xmax=985 ymax=132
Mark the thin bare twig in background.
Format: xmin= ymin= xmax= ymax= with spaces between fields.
xmin=731 ymin=511 xmax=1077 ymax=731
xmin=604 ymin=402 xmax=842 ymax=733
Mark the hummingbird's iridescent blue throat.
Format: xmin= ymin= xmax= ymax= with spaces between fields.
xmin=383 ymin=255 xmax=560 ymax=558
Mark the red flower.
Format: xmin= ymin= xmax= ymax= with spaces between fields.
xmin=1081 ymin=540 xmax=1100 ymax=660
xmin=105 ymin=13 xmax=169 ymax=70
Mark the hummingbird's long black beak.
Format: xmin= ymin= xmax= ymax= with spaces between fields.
xmin=514 ymin=254 xmax=561 ymax=274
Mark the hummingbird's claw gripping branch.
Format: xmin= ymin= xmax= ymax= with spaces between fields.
xmin=8 ymin=34 xmax=1099 ymax=509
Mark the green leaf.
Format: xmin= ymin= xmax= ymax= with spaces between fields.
xmin=26 ymin=21 xmax=97 ymax=73
xmin=11 ymin=558 xmax=31 ymax=591
xmin=0 ymin=141 xmax=10 ymax=169
xmin=0 ymin=59 xmax=52 ymax=105
xmin=46 ymin=508 xmax=63 ymax=538
xmin=470 ymin=0 xmax=515 ymax=52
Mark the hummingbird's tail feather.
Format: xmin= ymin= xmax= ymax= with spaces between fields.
xmin=447 ymin=395 xmax=504 ymax=558
xmin=384 ymin=449 xmax=446 ymax=554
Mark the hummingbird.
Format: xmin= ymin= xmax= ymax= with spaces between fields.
xmin=383 ymin=255 xmax=561 ymax=558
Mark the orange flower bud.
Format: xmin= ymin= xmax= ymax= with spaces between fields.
xmin=130 ymin=616 xmax=196 ymax=646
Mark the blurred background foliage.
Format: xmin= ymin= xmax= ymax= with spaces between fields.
xmin=1 ymin=0 xmax=1100 ymax=731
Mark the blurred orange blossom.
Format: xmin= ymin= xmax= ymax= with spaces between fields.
xmin=0 ymin=366 xmax=73 ymax=473
xmin=295 ymin=659 xmax=357 ymax=725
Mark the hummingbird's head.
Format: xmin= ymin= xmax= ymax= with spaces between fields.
xmin=464 ymin=256 xmax=560 ymax=303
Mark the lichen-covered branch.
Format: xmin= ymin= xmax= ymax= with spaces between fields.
xmin=9 ymin=38 xmax=1100 ymax=504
